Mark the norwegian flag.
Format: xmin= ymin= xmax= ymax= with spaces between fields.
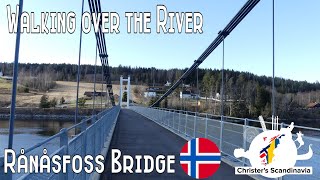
xmin=180 ymin=138 xmax=221 ymax=179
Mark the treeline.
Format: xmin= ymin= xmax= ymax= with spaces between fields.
xmin=1 ymin=62 xmax=320 ymax=120
xmin=1 ymin=62 xmax=319 ymax=94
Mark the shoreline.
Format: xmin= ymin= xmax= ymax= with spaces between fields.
xmin=0 ymin=114 xmax=88 ymax=121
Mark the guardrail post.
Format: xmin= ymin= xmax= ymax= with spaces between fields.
xmin=185 ymin=112 xmax=187 ymax=136
xmin=169 ymin=110 xmax=171 ymax=128
xmin=172 ymin=110 xmax=175 ymax=130
xmin=156 ymin=108 xmax=159 ymax=122
xmin=163 ymin=109 xmax=166 ymax=125
xmin=178 ymin=110 xmax=181 ymax=133
xmin=242 ymin=118 xmax=248 ymax=166
xmin=166 ymin=110 xmax=168 ymax=126
xmin=80 ymin=120 xmax=87 ymax=180
xmin=219 ymin=115 xmax=224 ymax=152
xmin=60 ymin=128 xmax=68 ymax=180
xmin=194 ymin=112 xmax=197 ymax=138
xmin=205 ymin=113 xmax=208 ymax=138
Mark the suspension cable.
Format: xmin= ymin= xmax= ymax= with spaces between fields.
xmin=196 ymin=67 xmax=199 ymax=113
xmin=87 ymin=0 xmax=115 ymax=106
xmin=8 ymin=0 xmax=24 ymax=149
xmin=272 ymin=0 xmax=276 ymax=130
xmin=75 ymin=0 xmax=85 ymax=128
xmin=101 ymin=65 xmax=104 ymax=111
xmin=221 ymin=36 xmax=225 ymax=118
xmin=151 ymin=0 xmax=260 ymax=107
xmin=219 ymin=35 xmax=225 ymax=151
xmin=93 ymin=45 xmax=98 ymax=115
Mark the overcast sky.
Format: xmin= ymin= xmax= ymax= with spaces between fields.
xmin=0 ymin=0 xmax=319 ymax=83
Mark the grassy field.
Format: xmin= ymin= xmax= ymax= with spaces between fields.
xmin=0 ymin=80 xmax=147 ymax=107
xmin=0 ymin=78 xmax=11 ymax=89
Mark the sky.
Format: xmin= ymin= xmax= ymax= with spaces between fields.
xmin=0 ymin=0 xmax=319 ymax=83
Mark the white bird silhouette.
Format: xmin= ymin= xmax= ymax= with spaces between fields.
xmin=295 ymin=131 xmax=304 ymax=149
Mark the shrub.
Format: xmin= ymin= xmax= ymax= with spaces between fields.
xmin=39 ymin=95 xmax=50 ymax=108
xmin=60 ymin=97 xmax=65 ymax=104
xmin=24 ymin=87 xmax=29 ymax=93
xmin=50 ymin=97 xmax=57 ymax=108
xmin=78 ymin=97 xmax=86 ymax=107
xmin=133 ymin=86 xmax=140 ymax=94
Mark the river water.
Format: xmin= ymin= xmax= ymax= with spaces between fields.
xmin=0 ymin=119 xmax=74 ymax=156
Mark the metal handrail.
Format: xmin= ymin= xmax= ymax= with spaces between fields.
xmin=0 ymin=106 xmax=120 ymax=180
xmin=131 ymin=106 xmax=320 ymax=180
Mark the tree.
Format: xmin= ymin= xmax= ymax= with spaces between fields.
xmin=39 ymin=95 xmax=50 ymax=108
xmin=161 ymin=98 xmax=168 ymax=108
xmin=60 ymin=97 xmax=65 ymax=104
xmin=78 ymin=97 xmax=86 ymax=107
xmin=148 ymin=97 xmax=157 ymax=106
xmin=232 ymin=101 xmax=249 ymax=118
xmin=254 ymin=85 xmax=271 ymax=116
xmin=50 ymin=98 xmax=57 ymax=108
xmin=202 ymin=71 xmax=213 ymax=97
xmin=24 ymin=85 xmax=29 ymax=93
xmin=133 ymin=86 xmax=140 ymax=94
xmin=122 ymin=92 xmax=127 ymax=102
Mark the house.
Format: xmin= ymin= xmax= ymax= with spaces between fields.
xmin=182 ymin=84 xmax=191 ymax=88
xmin=180 ymin=91 xmax=199 ymax=99
xmin=0 ymin=71 xmax=3 ymax=77
xmin=144 ymin=91 xmax=157 ymax=98
xmin=0 ymin=76 xmax=13 ymax=81
xmin=307 ymin=102 xmax=320 ymax=109
xmin=144 ymin=86 xmax=165 ymax=98
xmin=84 ymin=91 xmax=107 ymax=97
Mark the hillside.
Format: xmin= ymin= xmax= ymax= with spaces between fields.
xmin=0 ymin=62 xmax=320 ymax=125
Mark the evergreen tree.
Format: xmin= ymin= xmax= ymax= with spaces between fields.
xmin=39 ymin=95 xmax=50 ymax=108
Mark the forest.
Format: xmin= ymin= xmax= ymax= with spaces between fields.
xmin=1 ymin=62 xmax=320 ymax=123
xmin=1 ymin=62 xmax=319 ymax=93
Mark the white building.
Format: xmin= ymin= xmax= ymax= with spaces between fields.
xmin=144 ymin=91 xmax=157 ymax=98
xmin=180 ymin=91 xmax=192 ymax=99
xmin=0 ymin=71 xmax=3 ymax=77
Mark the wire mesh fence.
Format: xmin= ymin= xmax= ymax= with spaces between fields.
xmin=131 ymin=106 xmax=320 ymax=180
xmin=0 ymin=106 xmax=120 ymax=180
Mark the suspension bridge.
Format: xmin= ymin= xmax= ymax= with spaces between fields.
xmin=0 ymin=0 xmax=319 ymax=180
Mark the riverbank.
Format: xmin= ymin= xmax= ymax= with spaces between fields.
xmin=0 ymin=107 xmax=101 ymax=121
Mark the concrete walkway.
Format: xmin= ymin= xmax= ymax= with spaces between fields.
xmin=100 ymin=109 xmax=252 ymax=180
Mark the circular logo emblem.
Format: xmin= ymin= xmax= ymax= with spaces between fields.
xmin=180 ymin=138 xmax=221 ymax=179
xmin=234 ymin=122 xmax=313 ymax=178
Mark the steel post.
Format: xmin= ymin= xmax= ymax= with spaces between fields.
xmin=8 ymin=0 xmax=24 ymax=150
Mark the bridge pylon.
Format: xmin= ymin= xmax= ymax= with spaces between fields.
xmin=119 ymin=75 xmax=131 ymax=107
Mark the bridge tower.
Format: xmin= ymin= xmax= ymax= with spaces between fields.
xmin=120 ymin=76 xmax=131 ymax=107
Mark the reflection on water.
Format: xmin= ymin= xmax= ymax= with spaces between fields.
xmin=0 ymin=119 xmax=74 ymax=156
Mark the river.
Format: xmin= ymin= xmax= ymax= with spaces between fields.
xmin=0 ymin=119 xmax=74 ymax=156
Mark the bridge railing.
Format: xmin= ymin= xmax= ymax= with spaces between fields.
xmin=0 ymin=105 xmax=120 ymax=180
xmin=130 ymin=106 xmax=320 ymax=180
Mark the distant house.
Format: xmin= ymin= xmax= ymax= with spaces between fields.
xmin=180 ymin=90 xmax=200 ymax=99
xmin=144 ymin=86 xmax=164 ymax=98
xmin=0 ymin=71 xmax=3 ymax=77
xmin=144 ymin=91 xmax=157 ymax=98
xmin=84 ymin=91 xmax=107 ymax=97
xmin=182 ymin=84 xmax=191 ymax=88
xmin=0 ymin=75 xmax=13 ymax=81
xmin=307 ymin=102 xmax=320 ymax=109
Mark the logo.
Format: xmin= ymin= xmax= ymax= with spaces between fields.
xmin=234 ymin=120 xmax=313 ymax=178
xmin=180 ymin=138 xmax=221 ymax=179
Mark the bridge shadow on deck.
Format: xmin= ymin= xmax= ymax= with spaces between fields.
xmin=101 ymin=109 xmax=251 ymax=180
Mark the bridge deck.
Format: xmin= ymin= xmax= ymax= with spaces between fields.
xmin=101 ymin=109 xmax=251 ymax=180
